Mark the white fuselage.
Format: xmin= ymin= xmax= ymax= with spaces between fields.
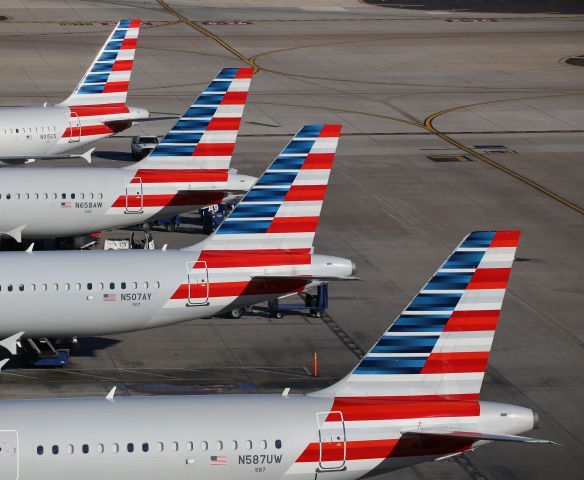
xmin=0 ymin=167 xmax=254 ymax=238
xmin=0 ymin=248 xmax=353 ymax=338
xmin=0 ymin=394 xmax=536 ymax=480
xmin=0 ymin=105 xmax=147 ymax=162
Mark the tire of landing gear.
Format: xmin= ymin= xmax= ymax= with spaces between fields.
xmin=314 ymin=311 xmax=322 ymax=318
xmin=230 ymin=308 xmax=244 ymax=319
xmin=274 ymin=312 xmax=283 ymax=319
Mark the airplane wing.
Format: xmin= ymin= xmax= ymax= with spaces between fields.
xmin=401 ymin=429 xmax=557 ymax=444
xmin=251 ymin=275 xmax=360 ymax=281
xmin=0 ymin=148 xmax=95 ymax=165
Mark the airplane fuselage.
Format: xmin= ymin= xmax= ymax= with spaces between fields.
xmin=0 ymin=248 xmax=352 ymax=337
xmin=0 ymin=104 xmax=147 ymax=162
xmin=0 ymin=168 xmax=254 ymax=239
xmin=0 ymin=394 xmax=535 ymax=480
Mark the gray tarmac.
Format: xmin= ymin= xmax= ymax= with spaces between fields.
xmin=0 ymin=1 xmax=583 ymax=479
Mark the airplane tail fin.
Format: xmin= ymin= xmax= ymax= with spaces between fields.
xmin=313 ymin=231 xmax=521 ymax=399
xmin=185 ymin=124 xmax=341 ymax=252
xmin=58 ymin=19 xmax=141 ymax=107
xmin=126 ymin=67 xmax=253 ymax=173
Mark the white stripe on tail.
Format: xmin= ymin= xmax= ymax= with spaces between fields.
xmin=312 ymin=231 xmax=521 ymax=399
xmin=189 ymin=124 xmax=342 ymax=252
xmin=58 ymin=19 xmax=141 ymax=107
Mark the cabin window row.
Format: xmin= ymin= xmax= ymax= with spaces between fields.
xmin=0 ymin=192 xmax=104 ymax=200
xmin=36 ymin=439 xmax=282 ymax=456
xmin=0 ymin=281 xmax=161 ymax=293
xmin=3 ymin=126 xmax=57 ymax=134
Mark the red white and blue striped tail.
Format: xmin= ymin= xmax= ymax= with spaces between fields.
xmin=314 ymin=231 xmax=521 ymax=399
xmin=196 ymin=124 xmax=341 ymax=251
xmin=129 ymin=67 xmax=253 ymax=172
xmin=59 ymin=19 xmax=141 ymax=107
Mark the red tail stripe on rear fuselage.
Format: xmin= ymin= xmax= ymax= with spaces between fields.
xmin=170 ymin=279 xmax=307 ymax=300
xmin=111 ymin=192 xmax=224 ymax=208
xmin=69 ymin=105 xmax=130 ymax=116
xmin=326 ymin=399 xmax=479 ymax=422
xmin=197 ymin=251 xmax=311 ymax=268
xmin=129 ymin=169 xmax=229 ymax=183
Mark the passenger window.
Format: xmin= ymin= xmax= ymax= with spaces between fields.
xmin=53 ymin=283 xmax=58 ymax=291
xmin=87 ymin=283 xmax=92 ymax=291
xmin=16 ymin=128 xmax=19 ymax=134
xmin=98 ymin=282 xmax=104 ymax=290
xmin=75 ymin=283 xmax=81 ymax=291
xmin=260 ymin=440 xmax=267 ymax=450
xmin=121 ymin=282 xmax=126 ymax=290
xmin=171 ymin=442 xmax=178 ymax=452
xmin=52 ymin=193 xmax=57 ymax=200
xmin=82 ymin=444 xmax=89 ymax=454
xmin=143 ymin=282 xmax=149 ymax=289
xmin=35 ymin=193 xmax=39 ymax=200
xmin=109 ymin=282 xmax=115 ymax=290
xmin=7 ymin=285 xmax=12 ymax=292
xmin=132 ymin=282 xmax=138 ymax=290
xmin=154 ymin=281 xmax=160 ymax=289
xmin=52 ymin=445 xmax=59 ymax=455
xmin=64 ymin=283 xmax=70 ymax=291
xmin=246 ymin=440 xmax=252 ymax=450
xmin=6 ymin=194 xmax=10 ymax=200
xmin=127 ymin=443 xmax=134 ymax=453
xmin=142 ymin=443 xmax=149 ymax=453
xmin=216 ymin=441 xmax=223 ymax=451
xmin=275 ymin=440 xmax=282 ymax=449
xmin=90 ymin=193 xmax=94 ymax=199
xmin=25 ymin=193 xmax=29 ymax=200
xmin=98 ymin=193 xmax=103 ymax=199
xmin=41 ymin=284 xmax=47 ymax=291
xmin=37 ymin=446 xmax=44 ymax=455
xmin=43 ymin=193 xmax=48 ymax=200
xmin=80 ymin=193 xmax=85 ymax=199
xmin=61 ymin=193 xmax=66 ymax=200
xmin=16 ymin=193 xmax=20 ymax=200
xmin=67 ymin=445 xmax=74 ymax=455
xmin=97 ymin=444 xmax=104 ymax=454
xmin=186 ymin=441 xmax=194 ymax=451
xmin=30 ymin=284 xmax=36 ymax=292
xmin=156 ymin=442 xmax=164 ymax=452
xmin=18 ymin=284 xmax=24 ymax=292
xmin=112 ymin=443 xmax=119 ymax=453
xmin=231 ymin=441 xmax=238 ymax=450
xmin=71 ymin=193 xmax=75 ymax=199
xmin=201 ymin=441 xmax=208 ymax=451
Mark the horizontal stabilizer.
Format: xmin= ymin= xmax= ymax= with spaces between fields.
xmin=1 ymin=225 xmax=26 ymax=243
xmin=401 ymin=429 xmax=557 ymax=444
xmin=0 ymin=331 xmax=25 ymax=356
xmin=0 ymin=148 xmax=94 ymax=164
xmin=251 ymin=275 xmax=360 ymax=282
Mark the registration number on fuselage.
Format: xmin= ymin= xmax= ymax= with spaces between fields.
xmin=121 ymin=293 xmax=151 ymax=302
xmin=239 ymin=455 xmax=282 ymax=465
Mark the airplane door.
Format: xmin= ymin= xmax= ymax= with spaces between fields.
xmin=186 ymin=261 xmax=209 ymax=305
xmin=69 ymin=111 xmax=81 ymax=143
xmin=316 ymin=411 xmax=346 ymax=472
xmin=0 ymin=431 xmax=18 ymax=480
xmin=125 ymin=177 xmax=143 ymax=213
